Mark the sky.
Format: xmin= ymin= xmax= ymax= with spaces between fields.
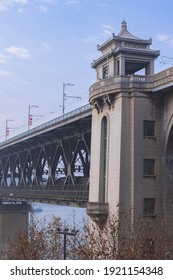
xmin=1 ymin=0 xmax=173 ymax=141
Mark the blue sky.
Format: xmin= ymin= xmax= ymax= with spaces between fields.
xmin=1 ymin=0 xmax=173 ymax=140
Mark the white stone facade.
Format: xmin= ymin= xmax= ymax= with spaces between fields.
xmin=87 ymin=21 xmax=173 ymax=228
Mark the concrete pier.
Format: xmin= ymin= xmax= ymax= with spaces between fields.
xmin=0 ymin=201 xmax=30 ymax=259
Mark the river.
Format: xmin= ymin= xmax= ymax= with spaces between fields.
xmin=31 ymin=203 xmax=87 ymax=226
xmin=0 ymin=202 xmax=87 ymax=259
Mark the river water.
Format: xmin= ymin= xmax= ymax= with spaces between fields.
xmin=0 ymin=202 xmax=87 ymax=259
xmin=31 ymin=203 xmax=87 ymax=226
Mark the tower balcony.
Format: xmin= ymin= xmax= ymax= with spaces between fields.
xmin=89 ymin=68 xmax=173 ymax=105
xmin=89 ymin=75 xmax=153 ymax=104
xmin=86 ymin=202 xmax=109 ymax=227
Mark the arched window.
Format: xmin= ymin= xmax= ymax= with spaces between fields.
xmin=99 ymin=116 xmax=108 ymax=203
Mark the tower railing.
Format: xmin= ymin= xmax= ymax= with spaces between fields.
xmin=89 ymin=66 xmax=173 ymax=95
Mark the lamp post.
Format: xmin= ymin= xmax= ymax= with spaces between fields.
xmin=62 ymin=82 xmax=81 ymax=115
xmin=56 ymin=227 xmax=78 ymax=260
xmin=5 ymin=119 xmax=14 ymax=140
xmin=28 ymin=104 xmax=38 ymax=130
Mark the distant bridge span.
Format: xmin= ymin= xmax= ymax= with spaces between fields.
xmin=0 ymin=104 xmax=91 ymax=207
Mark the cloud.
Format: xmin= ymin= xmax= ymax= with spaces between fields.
xmin=0 ymin=53 xmax=8 ymax=64
xmin=156 ymin=34 xmax=173 ymax=46
xmin=12 ymin=78 xmax=29 ymax=85
xmin=13 ymin=0 xmax=28 ymax=3
xmin=5 ymin=46 xmax=31 ymax=59
xmin=35 ymin=0 xmax=56 ymax=3
xmin=42 ymin=42 xmax=52 ymax=51
xmin=65 ymin=0 xmax=79 ymax=5
xmin=83 ymin=24 xmax=113 ymax=44
xmin=0 ymin=0 xmax=28 ymax=11
xmin=156 ymin=34 xmax=170 ymax=42
xmin=0 ymin=70 xmax=14 ymax=76
xmin=35 ymin=0 xmax=55 ymax=2
xmin=101 ymin=24 xmax=113 ymax=31
xmin=97 ymin=3 xmax=108 ymax=7
xmin=0 ymin=0 xmax=55 ymax=11
xmin=17 ymin=8 xmax=26 ymax=12
xmin=102 ymin=29 xmax=112 ymax=36
xmin=101 ymin=24 xmax=113 ymax=37
xmin=84 ymin=53 xmax=97 ymax=60
xmin=38 ymin=5 xmax=47 ymax=12
xmin=36 ymin=0 xmax=57 ymax=12
xmin=83 ymin=35 xmax=99 ymax=43
xmin=0 ymin=1 xmax=11 ymax=10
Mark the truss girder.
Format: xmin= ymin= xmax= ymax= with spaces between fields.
xmin=0 ymin=132 xmax=90 ymax=192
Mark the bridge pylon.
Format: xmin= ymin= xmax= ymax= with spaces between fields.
xmin=87 ymin=20 xmax=165 ymax=228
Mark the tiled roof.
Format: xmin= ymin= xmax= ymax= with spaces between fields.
xmin=117 ymin=20 xmax=141 ymax=40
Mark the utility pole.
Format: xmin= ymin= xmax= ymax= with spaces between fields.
xmin=62 ymin=82 xmax=81 ymax=114
xmin=5 ymin=119 xmax=14 ymax=140
xmin=56 ymin=228 xmax=78 ymax=260
xmin=28 ymin=104 xmax=38 ymax=130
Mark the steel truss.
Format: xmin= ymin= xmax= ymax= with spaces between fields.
xmin=0 ymin=133 xmax=90 ymax=192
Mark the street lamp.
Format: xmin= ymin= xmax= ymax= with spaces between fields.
xmin=56 ymin=227 xmax=78 ymax=260
xmin=5 ymin=119 xmax=14 ymax=140
xmin=28 ymin=104 xmax=38 ymax=130
xmin=62 ymin=82 xmax=81 ymax=114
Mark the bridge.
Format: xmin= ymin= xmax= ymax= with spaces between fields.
xmin=1 ymin=67 xmax=173 ymax=210
xmin=2 ymin=20 xmax=173 ymax=231
xmin=0 ymin=104 xmax=91 ymax=208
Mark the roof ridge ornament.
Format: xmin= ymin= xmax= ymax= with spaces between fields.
xmin=117 ymin=20 xmax=140 ymax=40
xmin=121 ymin=20 xmax=127 ymax=30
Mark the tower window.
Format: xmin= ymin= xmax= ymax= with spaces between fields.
xmin=117 ymin=60 xmax=120 ymax=75
xmin=143 ymin=159 xmax=155 ymax=177
xmin=143 ymin=121 xmax=155 ymax=137
xmin=103 ymin=65 xmax=109 ymax=79
xmin=143 ymin=198 xmax=155 ymax=215
xmin=99 ymin=116 xmax=108 ymax=203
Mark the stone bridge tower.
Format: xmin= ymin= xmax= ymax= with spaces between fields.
xmin=86 ymin=21 xmax=162 ymax=226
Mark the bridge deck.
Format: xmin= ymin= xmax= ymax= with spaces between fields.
xmin=0 ymin=188 xmax=88 ymax=208
xmin=0 ymin=103 xmax=91 ymax=151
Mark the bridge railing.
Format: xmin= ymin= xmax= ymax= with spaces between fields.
xmin=0 ymin=103 xmax=91 ymax=146
xmin=0 ymin=188 xmax=89 ymax=203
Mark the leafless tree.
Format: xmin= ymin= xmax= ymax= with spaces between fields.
xmin=2 ymin=212 xmax=173 ymax=260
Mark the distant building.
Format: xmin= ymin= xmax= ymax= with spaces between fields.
xmin=87 ymin=20 xmax=173 ymax=228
